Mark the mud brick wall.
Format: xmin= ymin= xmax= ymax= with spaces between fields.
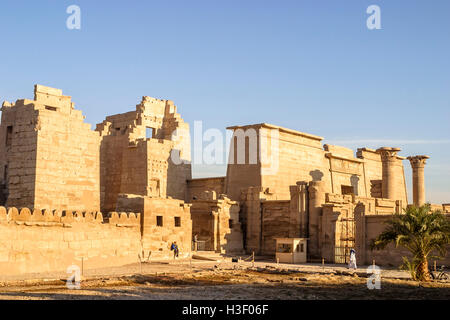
xmin=0 ymin=206 xmax=141 ymax=277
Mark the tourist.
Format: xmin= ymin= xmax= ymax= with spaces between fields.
xmin=171 ymin=241 xmax=179 ymax=259
xmin=193 ymin=234 xmax=198 ymax=251
xmin=348 ymin=248 xmax=357 ymax=269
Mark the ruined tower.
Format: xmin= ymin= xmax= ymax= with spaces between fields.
xmin=0 ymin=85 xmax=100 ymax=211
xmin=96 ymin=96 xmax=192 ymax=212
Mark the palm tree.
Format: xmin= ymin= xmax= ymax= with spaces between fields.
xmin=371 ymin=204 xmax=450 ymax=281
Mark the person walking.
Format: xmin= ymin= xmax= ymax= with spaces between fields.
xmin=170 ymin=241 xmax=179 ymax=259
xmin=348 ymin=248 xmax=357 ymax=270
xmin=193 ymin=234 xmax=198 ymax=252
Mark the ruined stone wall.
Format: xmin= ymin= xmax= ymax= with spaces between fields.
xmin=324 ymin=145 xmax=367 ymax=196
xmin=118 ymin=138 xmax=189 ymax=200
xmin=354 ymin=202 xmax=450 ymax=267
xmin=241 ymin=187 xmax=267 ymax=254
xmin=96 ymin=115 xmax=133 ymax=212
xmin=0 ymin=85 xmax=100 ymax=211
xmin=191 ymin=210 xmax=214 ymax=250
xmin=190 ymin=193 xmax=244 ymax=254
xmin=260 ymin=127 xmax=331 ymax=200
xmin=187 ymin=177 xmax=226 ymax=202
xmin=116 ymin=195 xmax=192 ymax=259
xmin=33 ymin=87 xmax=100 ymax=211
xmin=121 ymin=140 xmax=154 ymax=197
xmin=260 ymin=200 xmax=291 ymax=255
xmin=224 ymin=124 xmax=404 ymax=202
xmin=357 ymin=148 xmax=383 ymax=199
xmin=0 ymin=100 xmax=39 ymax=208
xmin=224 ymin=126 xmax=262 ymax=201
xmin=0 ymin=206 xmax=141 ymax=277
xmin=359 ymin=214 xmax=450 ymax=267
xmin=97 ymin=96 xmax=191 ymax=212
xmin=318 ymin=194 xmax=404 ymax=264
xmin=357 ymin=148 xmax=408 ymax=203
xmin=320 ymin=204 xmax=340 ymax=263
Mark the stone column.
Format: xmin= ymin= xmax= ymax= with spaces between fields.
xmin=376 ymin=147 xmax=401 ymax=200
xmin=289 ymin=181 xmax=308 ymax=238
xmin=211 ymin=210 xmax=219 ymax=252
xmin=407 ymin=155 xmax=429 ymax=206
xmin=308 ymin=180 xmax=326 ymax=259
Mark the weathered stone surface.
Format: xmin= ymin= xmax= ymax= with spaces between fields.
xmin=0 ymin=84 xmax=447 ymax=276
xmin=0 ymin=85 xmax=100 ymax=211
xmin=96 ymin=96 xmax=191 ymax=213
xmin=190 ymin=194 xmax=244 ymax=254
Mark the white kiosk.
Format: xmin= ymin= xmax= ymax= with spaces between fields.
xmin=275 ymin=238 xmax=307 ymax=264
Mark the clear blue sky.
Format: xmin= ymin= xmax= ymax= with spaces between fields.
xmin=0 ymin=1 xmax=449 ymax=203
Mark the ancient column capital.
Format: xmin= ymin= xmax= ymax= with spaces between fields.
xmin=376 ymin=147 xmax=401 ymax=162
xmin=407 ymin=155 xmax=429 ymax=168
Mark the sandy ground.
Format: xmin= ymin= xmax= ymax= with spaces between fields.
xmin=0 ymin=259 xmax=449 ymax=300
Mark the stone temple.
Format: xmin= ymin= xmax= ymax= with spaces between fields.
xmin=0 ymin=85 xmax=448 ymax=276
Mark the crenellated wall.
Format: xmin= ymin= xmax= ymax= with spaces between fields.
xmin=0 ymin=206 xmax=142 ymax=277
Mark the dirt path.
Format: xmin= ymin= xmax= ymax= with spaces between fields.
xmin=0 ymin=260 xmax=449 ymax=300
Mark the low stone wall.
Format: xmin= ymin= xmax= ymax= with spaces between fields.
xmin=356 ymin=212 xmax=450 ymax=267
xmin=0 ymin=207 xmax=141 ymax=277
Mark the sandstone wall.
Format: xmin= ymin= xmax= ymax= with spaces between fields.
xmin=33 ymin=94 xmax=100 ymax=212
xmin=224 ymin=124 xmax=410 ymax=203
xmin=260 ymin=127 xmax=331 ymax=200
xmin=0 ymin=100 xmax=39 ymax=208
xmin=0 ymin=85 xmax=100 ymax=211
xmin=0 ymin=206 xmax=141 ymax=277
xmin=96 ymin=96 xmax=191 ymax=212
xmin=260 ymin=200 xmax=291 ymax=255
xmin=97 ymin=119 xmax=130 ymax=212
xmin=187 ymin=177 xmax=226 ymax=202
xmin=357 ymin=148 xmax=408 ymax=204
xmin=190 ymin=194 xmax=244 ymax=254
xmin=121 ymin=141 xmax=152 ymax=196
xmin=224 ymin=127 xmax=262 ymax=201
xmin=116 ymin=195 xmax=192 ymax=259
xmin=355 ymin=209 xmax=450 ymax=267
